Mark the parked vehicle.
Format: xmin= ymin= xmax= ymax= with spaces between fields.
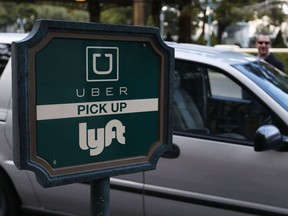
xmin=1 ymin=33 xmax=288 ymax=216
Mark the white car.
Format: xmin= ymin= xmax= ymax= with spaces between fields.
xmin=1 ymin=33 xmax=288 ymax=216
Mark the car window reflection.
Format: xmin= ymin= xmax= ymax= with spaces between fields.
xmin=0 ymin=43 xmax=11 ymax=76
xmin=235 ymin=61 xmax=288 ymax=111
xmin=173 ymin=59 xmax=271 ymax=144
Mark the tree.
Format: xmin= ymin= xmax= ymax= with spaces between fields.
xmin=0 ymin=2 xmax=19 ymax=29
xmin=101 ymin=4 xmax=132 ymax=25
xmin=273 ymin=30 xmax=287 ymax=48
xmin=254 ymin=1 xmax=286 ymax=27
xmin=213 ymin=0 xmax=286 ymax=44
xmin=0 ymin=2 xmax=89 ymax=32
xmin=161 ymin=0 xmax=202 ymax=43
xmin=177 ymin=0 xmax=193 ymax=43
xmin=213 ymin=0 xmax=256 ymax=44
xmin=169 ymin=0 xmax=258 ymax=44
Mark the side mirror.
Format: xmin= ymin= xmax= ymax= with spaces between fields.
xmin=254 ymin=125 xmax=288 ymax=151
xmin=161 ymin=143 xmax=180 ymax=158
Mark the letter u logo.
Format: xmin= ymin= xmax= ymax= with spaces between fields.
xmin=86 ymin=46 xmax=119 ymax=82
xmin=93 ymin=53 xmax=113 ymax=75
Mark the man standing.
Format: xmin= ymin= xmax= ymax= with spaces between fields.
xmin=256 ymin=34 xmax=285 ymax=72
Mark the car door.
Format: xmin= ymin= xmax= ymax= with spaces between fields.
xmin=144 ymin=59 xmax=288 ymax=216
xmin=26 ymin=173 xmax=145 ymax=216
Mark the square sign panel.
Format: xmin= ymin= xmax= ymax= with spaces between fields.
xmin=12 ymin=20 xmax=174 ymax=187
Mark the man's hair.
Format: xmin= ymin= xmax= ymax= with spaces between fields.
xmin=256 ymin=34 xmax=271 ymax=41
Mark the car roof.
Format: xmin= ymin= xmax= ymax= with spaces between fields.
xmin=167 ymin=42 xmax=257 ymax=65
xmin=0 ymin=33 xmax=28 ymax=44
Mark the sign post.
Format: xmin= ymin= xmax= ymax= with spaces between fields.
xmin=91 ymin=178 xmax=110 ymax=216
xmin=12 ymin=19 xmax=173 ymax=214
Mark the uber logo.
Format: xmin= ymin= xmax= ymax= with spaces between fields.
xmin=86 ymin=46 xmax=119 ymax=82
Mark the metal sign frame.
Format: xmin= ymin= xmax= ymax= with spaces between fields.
xmin=12 ymin=20 xmax=174 ymax=187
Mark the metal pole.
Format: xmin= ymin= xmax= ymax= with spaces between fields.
xmin=207 ymin=0 xmax=212 ymax=46
xmin=90 ymin=177 xmax=110 ymax=216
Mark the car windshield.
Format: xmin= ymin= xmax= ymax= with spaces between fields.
xmin=234 ymin=60 xmax=288 ymax=111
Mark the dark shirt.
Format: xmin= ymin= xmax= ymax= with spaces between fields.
xmin=264 ymin=53 xmax=285 ymax=72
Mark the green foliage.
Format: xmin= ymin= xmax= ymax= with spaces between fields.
xmin=35 ymin=4 xmax=88 ymax=21
xmin=0 ymin=2 xmax=89 ymax=32
xmin=0 ymin=6 xmax=8 ymax=27
xmin=210 ymin=31 xmax=218 ymax=46
xmin=196 ymin=32 xmax=206 ymax=45
xmin=274 ymin=53 xmax=288 ymax=73
xmin=1 ymin=0 xmax=287 ymax=46
xmin=180 ymin=4 xmax=192 ymax=17
xmin=195 ymin=31 xmax=217 ymax=46
xmin=272 ymin=30 xmax=287 ymax=48
xmin=69 ymin=9 xmax=89 ymax=22
xmin=213 ymin=0 xmax=256 ymax=43
xmin=0 ymin=2 xmax=131 ymax=32
xmin=0 ymin=2 xmax=19 ymax=28
xmin=256 ymin=6 xmax=285 ymax=26
xmin=146 ymin=15 xmax=155 ymax=27
xmin=101 ymin=6 xmax=132 ymax=25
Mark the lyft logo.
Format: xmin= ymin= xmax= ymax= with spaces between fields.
xmin=79 ymin=119 xmax=125 ymax=156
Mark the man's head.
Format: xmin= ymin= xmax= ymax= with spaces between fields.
xmin=256 ymin=34 xmax=271 ymax=58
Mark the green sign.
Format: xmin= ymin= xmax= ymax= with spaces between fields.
xmin=12 ymin=20 xmax=174 ymax=187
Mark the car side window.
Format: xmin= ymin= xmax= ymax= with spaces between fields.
xmin=209 ymin=70 xmax=242 ymax=99
xmin=0 ymin=44 xmax=11 ymax=77
xmin=173 ymin=59 xmax=271 ymax=144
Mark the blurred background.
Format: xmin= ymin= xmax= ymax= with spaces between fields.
xmin=1 ymin=0 xmax=288 ymax=49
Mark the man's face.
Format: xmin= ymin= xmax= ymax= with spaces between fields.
xmin=256 ymin=35 xmax=271 ymax=57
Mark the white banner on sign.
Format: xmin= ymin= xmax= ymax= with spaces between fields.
xmin=37 ymin=98 xmax=159 ymax=121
